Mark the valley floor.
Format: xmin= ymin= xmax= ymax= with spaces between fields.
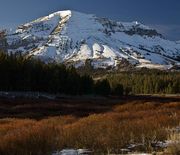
xmin=0 ymin=95 xmax=179 ymax=155
xmin=0 ymin=94 xmax=179 ymax=119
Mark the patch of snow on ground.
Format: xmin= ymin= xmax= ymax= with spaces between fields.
xmin=78 ymin=44 xmax=92 ymax=59
xmin=137 ymin=64 xmax=172 ymax=70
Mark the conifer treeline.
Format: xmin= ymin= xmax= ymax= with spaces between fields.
xmin=0 ymin=51 xmax=111 ymax=95
xmin=107 ymin=70 xmax=180 ymax=95
xmin=0 ymin=51 xmax=179 ymax=95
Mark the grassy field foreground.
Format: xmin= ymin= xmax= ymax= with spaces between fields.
xmin=0 ymin=96 xmax=179 ymax=155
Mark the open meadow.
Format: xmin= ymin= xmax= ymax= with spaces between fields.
xmin=0 ymin=96 xmax=179 ymax=155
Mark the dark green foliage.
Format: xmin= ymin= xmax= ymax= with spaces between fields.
xmin=94 ymin=79 xmax=111 ymax=96
xmin=112 ymin=84 xmax=124 ymax=96
xmin=80 ymin=74 xmax=94 ymax=94
xmin=107 ymin=70 xmax=180 ymax=95
xmin=0 ymin=51 xmax=179 ymax=96
xmin=0 ymin=52 xmax=94 ymax=95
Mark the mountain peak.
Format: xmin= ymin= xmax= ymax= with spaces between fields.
xmin=3 ymin=10 xmax=180 ymax=70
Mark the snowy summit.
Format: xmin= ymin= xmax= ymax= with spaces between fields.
xmin=4 ymin=10 xmax=180 ymax=69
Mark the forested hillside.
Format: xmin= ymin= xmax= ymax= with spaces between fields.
xmin=108 ymin=70 xmax=180 ymax=95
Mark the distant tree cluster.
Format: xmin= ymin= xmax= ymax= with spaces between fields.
xmin=107 ymin=70 xmax=180 ymax=95
xmin=0 ymin=51 xmax=112 ymax=95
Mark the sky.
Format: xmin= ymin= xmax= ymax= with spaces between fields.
xmin=0 ymin=0 xmax=179 ymax=40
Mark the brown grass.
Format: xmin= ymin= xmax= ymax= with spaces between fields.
xmin=163 ymin=133 xmax=180 ymax=155
xmin=0 ymin=98 xmax=179 ymax=155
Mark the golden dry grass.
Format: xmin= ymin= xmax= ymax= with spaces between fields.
xmin=0 ymin=99 xmax=179 ymax=155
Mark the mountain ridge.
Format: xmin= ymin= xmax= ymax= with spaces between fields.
xmin=3 ymin=10 xmax=180 ymax=70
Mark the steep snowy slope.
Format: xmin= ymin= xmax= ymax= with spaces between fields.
xmin=5 ymin=10 xmax=180 ymax=69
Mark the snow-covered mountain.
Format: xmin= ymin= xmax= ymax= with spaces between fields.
xmin=4 ymin=10 xmax=180 ymax=69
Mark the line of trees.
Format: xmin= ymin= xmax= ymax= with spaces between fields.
xmin=0 ymin=50 xmax=179 ymax=96
xmin=0 ymin=51 xmax=111 ymax=95
xmin=107 ymin=70 xmax=180 ymax=95
xmin=0 ymin=30 xmax=179 ymax=96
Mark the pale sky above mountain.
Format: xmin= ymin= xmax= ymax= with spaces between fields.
xmin=0 ymin=0 xmax=179 ymax=40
